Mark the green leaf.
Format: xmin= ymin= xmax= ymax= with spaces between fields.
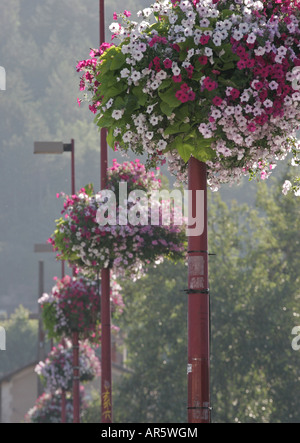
xmin=218 ymin=77 xmax=240 ymax=89
xmin=158 ymin=78 xmax=173 ymax=91
xmin=220 ymin=62 xmax=235 ymax=71
xmin=175 ymin=104 xmax=190 ymax=121
xmin=132 ymin=86 xmax=147 ymax=106
xmin=176 ymin=143 xmax=194 ymax=163
xmin=178 ymin=37 xmax=195 ymax=61
xmin=106 ymin=127 xmax=114 ymax=148
xmin=164 ymin=122 xmax=191 ymax=136
xmin=219 ymin=43 xmax=240 ymax=63
xmin=84 ymin=184 xmax=94 ymax=196
xmin=192 ymin=71 xmax=205 ymax=81
xmin=169 ymin=131 xmax=217 ymax=164
xmin=124 ymin=93 xmax=140 ymax=113
xmin=169 ymin=136 xmax=194 ymax=163
xmin=102 ymin=82 xmax=127 ymax=99
xmin=110 ymin=52 xmax=126 ymax=71
xmin=97 ymin=112 xmax=114 ymax=129
xmin=221 ymin=9 xmax=234 ymax=19
xmin=159 ymin=86 xmax=182 ymax=109
xmin=114 ymin=96 xmax=126 ymax=108
xmin=160 ymin=101 xmax=174 ymax=116
xmin=98 ymin=59 xmax=112 ymax=75
xmin=193 ymin=137 xmax=217 ymax=162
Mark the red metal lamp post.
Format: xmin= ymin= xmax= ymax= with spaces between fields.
xmin=97 ymin=3 xmax=210 ymax=424
xmin=187 ymin=157 xmax=211 ymax=423
xmin=99 ymin=0 xmax=113 ymax=424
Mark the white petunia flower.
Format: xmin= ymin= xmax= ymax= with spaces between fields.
xmin=282 ymin=180 xmax=292 ymax=195
xmin=143 ymin=8 xmax=152 ymax=17
xmin=112 ymin=109 xmax=124 ymax=120
xmin=109 ymin=23 xmax=119 ymax=33
xmin=247 ymin=33 xmax=257 ymax=44
xmin=150 ymin=115 xmax=159 ymax=126
xmin=254 ymin=46 xmax=265 ymax=56
xmin=131 ymin=70 xmax=141 ymax=82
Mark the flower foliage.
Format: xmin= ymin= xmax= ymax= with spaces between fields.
xmin=39 ymin=275 xmax=124 ymax=343
xmin=24 ymin=387 xmax=86 ymax=423
xmin=49 ymin=160 xmax=186 ymax=278
xmin=35 ymin=340 xmax=101 ymax=392
xmin=78 ymin=0 xmax=300 ymax=190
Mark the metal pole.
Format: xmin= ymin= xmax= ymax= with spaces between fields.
xmin=61 ymin=390 xmax=67 ymax=423
xmin=37 ymin=260 xmax=46 ymax=397
xmin=99 ymin=0 xmax=106 ymax=51
xmin=61 ymin=263 xmax=66 ymax=423
xmin=187 ymin=157 xmax=211 ymax=424
xmin=73 ymin=331 xmax=80 ymax=423
xmin=99 ymin=0 xmax=112 ymax=423
xmin=68 ymin=138 xmax=80 ymax=422
xmin=99 ymin=1 xmax=108 ymax=187
xmin=101 ymin=268 xmax=112 ymax=423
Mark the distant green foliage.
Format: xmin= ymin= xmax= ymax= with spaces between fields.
xmin=81 ymin=389 xmax=101 ymax=424
xmin=0 ymin=0 xmax=180 ymax=313
xmin=113 ymin=178 xmax=300 ymax=423
xmin=114 ymin=259 xmax=188 ymax=423
xmin=0 ymin=306 xmax=38 ymax=376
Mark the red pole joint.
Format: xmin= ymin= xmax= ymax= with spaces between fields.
xmin=187 ymin=157 xmax=211 ymax=424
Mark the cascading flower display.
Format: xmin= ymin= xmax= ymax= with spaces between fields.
xmin=35 ymin=340 xmax=101 ymax=392
xmin=49 ymin=159 xmax=186 ymax=278
xmin=77 ymin=0 xmax=300 ymax=191
xmin=39 ymin=275 xmax=124 ymax=343
xmin=24 ymin=387 xmax=86 ymax=423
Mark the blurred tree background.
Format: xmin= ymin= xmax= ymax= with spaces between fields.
xmin=0 ymin=306 xmax=38 ymax=376
xmin=82 ymin=172 xmax=300 ymax=423
xmin=0 ymin=0 xmax=151 ymax=313
xmin=111 ymin=175 xmax=300 ymax=423
xmin=0 ymin=0 xmax=300 ymax=423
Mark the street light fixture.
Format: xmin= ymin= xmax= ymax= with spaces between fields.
xmin=34 ymin=243 xmax=53 ymax=253
xmin=34 ymin=141 xmax=64 ymax=154
xmin=34 ymin=140 xmax=75 ymax=195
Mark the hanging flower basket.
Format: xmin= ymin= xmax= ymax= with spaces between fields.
xmin=35 ymin=340 xmax=101 ymax=392
xmin=77 ymin=0 xmax=300 ymax=190
xmin=49 ymin=159 xmax=186 ymax=278
xmin=39 ymin=275 xmax=123 ymax=343
xmin=24 ymin=387 xmax=86 ymax=423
